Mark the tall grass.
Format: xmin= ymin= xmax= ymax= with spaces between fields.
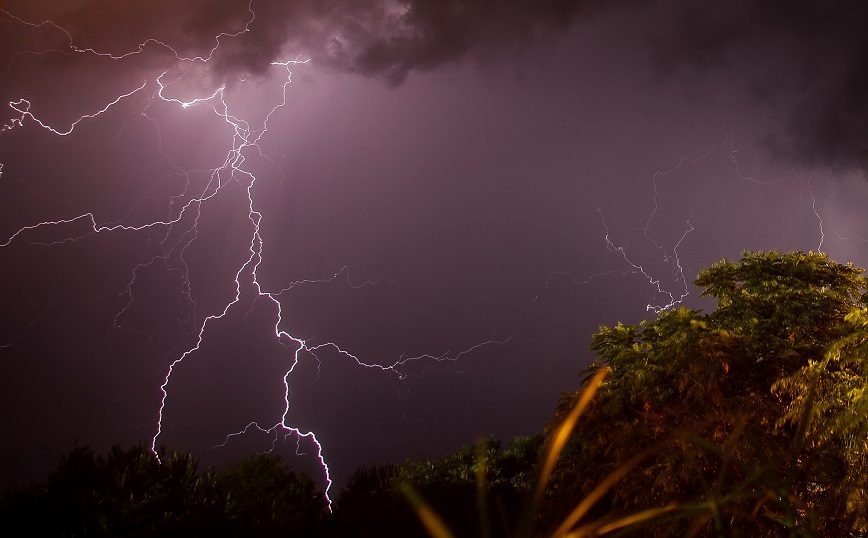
xmin=402 ymin=367 xmax=823 ymax=537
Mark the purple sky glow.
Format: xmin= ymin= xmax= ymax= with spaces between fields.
xmin=2 ymin=1 xmax=868 ymax=497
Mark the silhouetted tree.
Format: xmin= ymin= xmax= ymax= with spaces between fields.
xmin=325 ymin=436 xmax=543 ymax=538
xmin=325 ymin=463 xmax=418 ymax=538
xmin=215 ymin=453 xmax=327 ymax=536
xmin=0 ymin=445 xmax=326 ymax=537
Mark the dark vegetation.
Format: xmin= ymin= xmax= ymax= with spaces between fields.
xmin=3 ymin=251 xmax=868 ymax=536
xmin=0 ymin=445 xmax=326 ymax=537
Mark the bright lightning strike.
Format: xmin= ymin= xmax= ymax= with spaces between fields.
xmin=536 ymin=133 xmax=832 ymax=314
xmin=3 ymin=2 xmax=851 ymax=509
xmin=0 ymin=3 xmax=508 ymax=507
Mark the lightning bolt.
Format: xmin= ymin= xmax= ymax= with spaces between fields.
xmin=538 ymin=133 xmax=838 ymax=313
xmin=534 ymin=141 xmax=717 ymax=313
xmin=0 ymin=3 xmax=508 ymax=507
xmin=5 ymin=3 xmax=858 ymax=508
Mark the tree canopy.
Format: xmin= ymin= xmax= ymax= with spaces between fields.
xmin=545 ymin=250 xmax=868 ymax=536
xmin=0 ymin=444 xmax=327 ymax=537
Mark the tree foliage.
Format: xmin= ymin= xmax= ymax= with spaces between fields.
xmin=0 ymin=444 xmax=327 ymax=537
xmin=325 ymin=435 xmax=544 ymax=538
xmin=545 ymin=250 xmax=868 ymax=536
xmin=774 ymin=308 xmax=868 ymax=531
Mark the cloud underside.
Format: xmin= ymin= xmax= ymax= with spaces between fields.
xmin=5 ymin=0 xmax=868 ymax=174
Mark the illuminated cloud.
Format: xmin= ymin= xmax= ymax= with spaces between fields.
xmin=9 ymin=0 xmax=864 ymax=171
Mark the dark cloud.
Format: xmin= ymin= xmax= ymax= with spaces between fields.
xmin=307 ymin=0 xmax=600 ymax=86
xmin=4 ymin=0 xmax=608 ymax=84
xmin=648 ymin=0 xmax=868 ymax=174
xmin=11 ymin=0 xmax=865 ymax=171
xmin=179 ymin=0 xmax=610 ymax=87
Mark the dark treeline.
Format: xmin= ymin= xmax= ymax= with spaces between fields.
xmin=4 ymin=251 xmax=868 ymax=537
xmin=0 ymin=437 xmax=542 ymax=537
xmin=0 ymin=444 xmax=326 ymax=537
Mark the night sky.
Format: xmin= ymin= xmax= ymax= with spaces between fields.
xmin=3 ymin=1 xmax=868 ymax=496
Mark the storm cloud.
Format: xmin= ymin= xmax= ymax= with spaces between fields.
xmin=7 ymin=0 xmax=866 ymax=172
xmin=647 ymin=1 xmax=868 ymax=174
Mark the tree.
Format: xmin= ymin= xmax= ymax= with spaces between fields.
xmin=774 ymin=307 xmax=868 ymax=532
xmin=215 ymin=453 xmax=327 ymax=537
xmin=0 ymin=445 xmax=326 ymax=537
xmin=325 ymin=463 xmax=414 ymax=538
xmin=395 ymin=436 xmax=544 ymax=537
xmin=0 ymin=443 xmax=225 ymax=537
xmin=325 ymin=435 xmax=544 ymax=538
xmin=544 ymin=251 xmax=868 ymax=536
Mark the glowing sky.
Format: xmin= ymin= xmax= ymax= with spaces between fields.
xmin=2 ymin=1 xmax=868 ymax=492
